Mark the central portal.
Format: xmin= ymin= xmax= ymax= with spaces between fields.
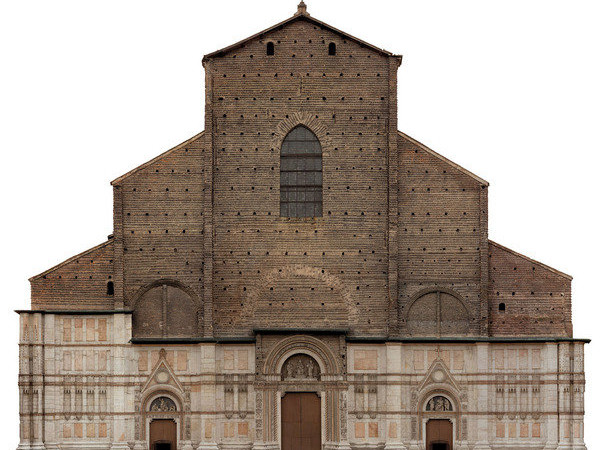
xmin=281 ymin=392 xmax=321 ymax=450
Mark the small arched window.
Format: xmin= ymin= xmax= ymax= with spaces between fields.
xmin=499 ymin=302 xmax=506 ymax=312
xmin=280 ymin=126 xmax=322 ymax=217
xmin=106 ymin=281 xmax=114 ymax=296
xmin=328 ymin=42 xmax=336 ymax=55
xmin=266 ymin=42 xmax=275 ymax=56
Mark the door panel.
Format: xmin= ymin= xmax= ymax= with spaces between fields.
xmin=150 ymin=419 xmax=177 ymax=450
xmin=281 ymin=392 xmax=321 ymax=450
xmin=426 ymin=419 xmax=453 ymax=450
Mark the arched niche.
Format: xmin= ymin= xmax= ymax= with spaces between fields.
xmin=132 ymin=280 xmax=200 ymax=338
xmin=406 ymin=289 xmax=471 ymax=337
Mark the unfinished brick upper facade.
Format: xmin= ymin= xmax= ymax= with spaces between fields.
xmin=18 ymin=4 xmax=587 ymax=450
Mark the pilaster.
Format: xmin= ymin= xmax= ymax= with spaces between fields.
xmin=473 ymin=343 xmax=491 ymax=450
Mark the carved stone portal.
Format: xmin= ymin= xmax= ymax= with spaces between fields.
xmin=281 ymin=354 xmax=321 ymax=381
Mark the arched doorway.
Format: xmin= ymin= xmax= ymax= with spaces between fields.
xmin=424 ymin=395 xmax=455 ymax=450
xmin=257 ymin=335 xmax=346 ymax=449
xmin=147 ymin=396 xmax=178 ymax=450
xmin=280 ymin=354 xmax=322 ymax=450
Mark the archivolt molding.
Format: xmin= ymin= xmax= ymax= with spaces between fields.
xmin=272 ymin=112 xmax=332 ymax=153
xmin=405 ymin=287 xmax=469 ymax=316
xmin=143 ymin=389 xmax=183 ymax=413
xmin=262 ymin=334 xmax=342 ymax=377
xmin=129 ymin=278 xmax=201 ymax=309
xmin=248 ymin=264 xmax=356 ymax=322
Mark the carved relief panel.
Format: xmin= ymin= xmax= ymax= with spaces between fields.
xmin=281 ymin=354 xmax=321 ymax=381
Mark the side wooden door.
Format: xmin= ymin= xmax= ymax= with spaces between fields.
xmin=281 ymin=392 xmax=321 ymax=450
xmin=426 ymin=419 xmax=453 ymax=450
xmin=149 ymin=419 xmax=177 ymax=450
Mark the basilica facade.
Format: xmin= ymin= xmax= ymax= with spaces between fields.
xmin=17 ymin=3 xmax=588 ymax=450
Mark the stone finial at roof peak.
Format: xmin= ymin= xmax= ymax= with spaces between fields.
xmin=296 ymin=1 xmax=309 ymax=15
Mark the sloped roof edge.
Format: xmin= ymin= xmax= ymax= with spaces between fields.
xmin=203 ymin=11 xmax=400 ymax=62
xmin=29 ymin=239 xmax=114 ymax=282
xmin=489 ymin=240 xmax=573 ymax=281
xmin=397 ymin=130 xmax=489 ymax=187
xmin=111 ymin=131 xmax=205 ymax=186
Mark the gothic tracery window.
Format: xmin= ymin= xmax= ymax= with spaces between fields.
xmin=280 ymin=126 xmax=322 ymax=217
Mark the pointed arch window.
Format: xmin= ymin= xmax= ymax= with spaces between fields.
xmin=280 ymin=126 xmax=322 ymax=217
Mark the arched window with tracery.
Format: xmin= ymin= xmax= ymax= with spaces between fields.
xmin=280 ymin=126 xmax=322 ymax=217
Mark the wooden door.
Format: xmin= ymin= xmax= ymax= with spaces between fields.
xmin=149 ymin=419 xmax=177 ymax=450
xmin=281 ymin=392 xmax=321 ymax=450
xmin=426 ymin=419 xmax=453 ymax=450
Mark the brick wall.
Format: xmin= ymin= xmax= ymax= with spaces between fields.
xmin=113 ymin=132 xmax=205 ymax=311
xmin=396 ymin=133 xmax=488 ymax=335
xmin=28 ymin=13 xmax=574 ymax=339
xmin=205 ymin=19 xmax=398 ymax=337
xmin=488 ymin=241 xmax=572 ymax=337
xmin=30 ymin=240 xmax=115 ymax=310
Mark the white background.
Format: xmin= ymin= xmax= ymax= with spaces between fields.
xmin=1 ymin=0 xmax=598 ymax=447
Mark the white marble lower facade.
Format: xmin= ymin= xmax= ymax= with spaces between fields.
xmin=17 ymin=312 xmax=587 ymax=450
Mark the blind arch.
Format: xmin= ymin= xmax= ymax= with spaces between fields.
xmin=406 ymin=290 xmax=471 ymax=336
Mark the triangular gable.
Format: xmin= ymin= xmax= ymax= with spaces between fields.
xmin=111 ymin=131 xmax=204 ymax=186
xmin=417 ymin=357 xmax=461 ymax=395
xmin=29 ymin=239 xmax=113 ymax=282
xmin=489 ymin=240 xmax=572 ymax=280
xmin=398 ymin=130 xmax=489 ymax=187
xmin=203 ymin=4 xmax=400 ymax=62
xmin=141 ymin=348 xmax=185 ymax=396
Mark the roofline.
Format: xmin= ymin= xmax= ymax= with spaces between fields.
xmin=489 ymin=240 xmax=573 ymax=281
xmin=202 ymin=11 xmax=401 ymax=63
xmin=29 ymin=239 xmax=113 ymax=282
xmin=111 ymin=131 xmax=205 ymax=186
xmin=397 ymin=131 xmax=489 ymax=187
